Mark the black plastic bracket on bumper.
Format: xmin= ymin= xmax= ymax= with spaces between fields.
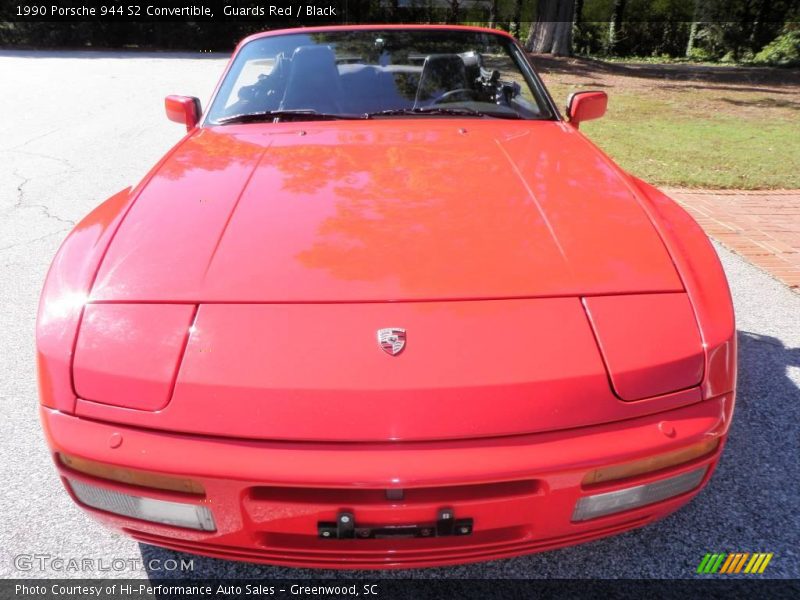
xmin=318 ymin=507 xmax=473 ymax=540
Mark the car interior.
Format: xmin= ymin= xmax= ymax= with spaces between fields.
xmin=222 ymin=45 xmax=533 ymax=118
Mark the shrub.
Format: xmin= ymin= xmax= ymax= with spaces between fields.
xmin=754 ymin=30 xmax=800 ymax=66
xmin=686 ymin=46 xmax=715 ymax=62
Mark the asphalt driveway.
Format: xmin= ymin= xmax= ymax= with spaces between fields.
xmin=0 ymin=51 xmax=797 ymax=579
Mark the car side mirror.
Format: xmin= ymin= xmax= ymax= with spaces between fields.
xmin=566 ymin=91 xmax=607 ymax=128
xmin=165 ymin=95 xmax=201 ymax=131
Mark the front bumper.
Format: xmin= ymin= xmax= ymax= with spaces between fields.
xmin=42 ymin=394 xmax=733 ymax=569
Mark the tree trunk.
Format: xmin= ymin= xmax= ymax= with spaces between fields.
xmin=489 ymin=0 xmax=499 ymax=29
xmin=686 ymin=21 xmax=699 ymax=56
xmin=525 ymin=0 xmax=575 ymax=56
xmin=748 ymin=0 xmax=767 ymax=52
xmin=510 ymin=0 xmax=523 ymax=39
xmin=606 ymin=0 xmax=627 ymax=55
xmin=685 ymin=0 xmax=701 ymax=57
xmin=572 ymin=0 xmax=585 ymax=54
xmin=551 ymin=20 xmax=571 ymax=56
xmin=448 ymin=0 xmax=460 ymax=24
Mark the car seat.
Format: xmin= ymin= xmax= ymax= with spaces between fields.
xmin=414 ymin=54 xmax=468 ymax=107
xmin=279 ymin=45 xmax=344 ymax=113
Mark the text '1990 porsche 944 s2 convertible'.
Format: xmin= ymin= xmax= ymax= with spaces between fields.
xmin=37 ymin=25 xmax=736 ymax=569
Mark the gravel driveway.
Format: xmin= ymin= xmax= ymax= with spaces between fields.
xmin=0 ymin=51 xmax=797 ymax=580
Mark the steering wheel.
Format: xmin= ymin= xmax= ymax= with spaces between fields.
xmin=432 ymin=88 xmax=480 ymax=104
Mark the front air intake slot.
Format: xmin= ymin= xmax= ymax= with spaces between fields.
xmin=249 ymin=480 xmax=541 ymax=506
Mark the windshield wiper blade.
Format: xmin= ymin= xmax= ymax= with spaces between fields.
xmin=365 ymin=107 xmax=482 ymax=118
xmin=216 ymin=109 xmax=365 ymax=125
xmin=218 ymin=106 xmax=521 ymax=124
xmin=365 ymin=107 xmax=521 ymax=119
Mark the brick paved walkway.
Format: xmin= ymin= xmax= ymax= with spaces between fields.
xmin=662 ymin=189 xmax=800 ymax=292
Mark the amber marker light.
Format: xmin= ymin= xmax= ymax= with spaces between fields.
xmin=582 ymin=438 xmax=720 ymax=486
xmin=58 ymin=453 xmax=205 ymax=495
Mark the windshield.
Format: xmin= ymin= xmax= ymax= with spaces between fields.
xmin=205 ymin=29 xmax=556 ymax=123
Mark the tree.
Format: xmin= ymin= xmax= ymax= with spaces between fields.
xmin=488 ymin=0 xmax=499 ymax=29
xmin=447 ymin=0 xmax=461 ymax=23
xmin=572 ymin=0 xmax=586 ymax=54
xmin=606 ymin=0 xmax=627 ymax=55
xmin=510 ymin=0 xmax=523 ymax=39
xmin=748 ymin=0 xmax=769 ymax=51
xmin=525 ymin=0 xmax=576 ymax=55
xmin=574 ymin=0 xmax=585 ymax=28
xmin=686 ymin=0 xmax=702 ymax=57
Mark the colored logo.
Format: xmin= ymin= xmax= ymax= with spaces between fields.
xmin=697 ymin=552 xmax=773 ymax=574
xmin=377 ymin=328 xmax=406 ymax=356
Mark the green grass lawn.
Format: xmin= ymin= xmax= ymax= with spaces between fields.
xmin=543 ymin=79 xmax=800 ymax=190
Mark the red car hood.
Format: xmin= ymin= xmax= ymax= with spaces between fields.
xmin=75 ymin=120 xmax=701 ymax=441
xmin=91 ymin=120 xmax=681 ymax=302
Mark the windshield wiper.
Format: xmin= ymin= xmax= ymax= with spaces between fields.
xmin=216 ymin=109 xmax=365 ymax=125
xmin=365 ymin=106 xmax=521 ymax=120
xmin=217 ymin=106 xmax=522 ymax=125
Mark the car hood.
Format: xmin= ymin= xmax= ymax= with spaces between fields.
xmin=90 ymin=120 xmax=682 ymax=302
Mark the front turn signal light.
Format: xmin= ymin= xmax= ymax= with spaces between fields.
xmin=573 ymin=466 xmax=707 ymax=521
xmin=68 ymin=479 xmax=215 ymax=531
xmin=59 ymin=453 xmax=205 ymax=495
xmin=582 ymin=438 xmax=720 ymax=486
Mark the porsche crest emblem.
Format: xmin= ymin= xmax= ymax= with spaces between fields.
xmin=377 ymin=328 xmax=406 ymax=356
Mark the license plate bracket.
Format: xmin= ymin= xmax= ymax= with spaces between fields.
xmin=318 ymin=508 xmax=473 ymax=539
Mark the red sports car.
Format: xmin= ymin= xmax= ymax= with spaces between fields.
xmin=37 ymin=25 xmax=736 ymax=569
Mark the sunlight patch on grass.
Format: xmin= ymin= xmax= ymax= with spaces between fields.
xmin=545 ymin=84 xmax=800 ymax=189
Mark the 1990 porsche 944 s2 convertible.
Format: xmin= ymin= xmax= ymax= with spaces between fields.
xmin=37 ymin=25 xmax=736 ymax=569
